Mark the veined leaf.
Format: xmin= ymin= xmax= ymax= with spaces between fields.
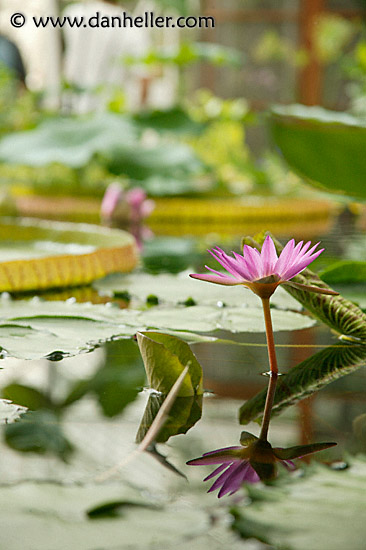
xmin=239 ymin=342 xmax=366 ymax=424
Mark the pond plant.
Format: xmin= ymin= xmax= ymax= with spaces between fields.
xmin=188 ymin=236 xmax=338 ymax=496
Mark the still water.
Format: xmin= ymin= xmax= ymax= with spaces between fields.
xmin=0 ymin=208 xmax=365 ymax=549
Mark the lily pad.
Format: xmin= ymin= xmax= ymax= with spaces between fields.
xmin=232 ymin=459 xmax=366 ymax=550
xmin=94 ymin=271 xmax=303 ymax=310
xmin=320 ymin=260 xmax=366 ymax=285
xmin=0 ymin=218 xmax=137 ymax=293
xmin=0 ymin=481 xmax=209 ymax=550
xmin=0 ymin=294 xmax=315 ymax=360
xmin=0 ymin=113 xmax=138 ymax=168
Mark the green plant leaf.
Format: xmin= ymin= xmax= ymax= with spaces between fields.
xmin=104 ymin=141 xmax=203 ymax=181
xmin=136 ymin=332 xmax=203 ymax=397
xmin=0 ymin=113 xmax=138 ymax=167
xmin=135 ymin=393 xmax=202 ymax=444
xmin=239 ymin=342 xmax=366 ymax=424
xmin=4 ymin=410 xmax=73 ymax=460
xmin=2 ymin=384 xmax=54 ymax=411
xmin=320 ymin=260 xmax=366 ymax=284
xmin=270 ymin=104 xmax=366 ymax=199
xmin=245 ymin=233 xmax=366 ymax=340
xmin=133 ymin=106 xmax=205 ymax=135
xmin=231 ymin=459 xmax=366 ymax=550
xmin=63 ymin=340 xmax=145 ymax=417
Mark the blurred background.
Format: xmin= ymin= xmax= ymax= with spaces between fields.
xmin=0 ymin=0 xmax=365 ymax=233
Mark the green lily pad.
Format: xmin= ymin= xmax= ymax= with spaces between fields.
xmin=94 ymin=271 xmax=303 ymax=310
xmin=320 ymin=260 xmax=366 ymax=285
xmin=0 ymin=291 xmax=315 ymax=360
xmin=0 ymin=113 xmax=138 ymax=168
xmin=231 ymin=459 xmax=366 ymax=550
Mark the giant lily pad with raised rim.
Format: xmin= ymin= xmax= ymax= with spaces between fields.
xmin=0 ymin=218 xmax=138 ymax=293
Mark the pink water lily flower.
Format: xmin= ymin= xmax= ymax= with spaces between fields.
xmin=190 ymin=235 xmax=337 ymax=299
xmin=187 ymin=433 xmax=336 ymax=498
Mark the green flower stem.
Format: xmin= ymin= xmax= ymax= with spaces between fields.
xmin=261 ymin=298 xmax=278 ymax=375
xmin=259 ymin=297 xmax=279 ymax=441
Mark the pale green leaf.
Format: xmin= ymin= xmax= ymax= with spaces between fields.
xmin=232 ymin=459 xmax=366 ymax=550
xmin=136 ymin=332 xmax=203 ymax=397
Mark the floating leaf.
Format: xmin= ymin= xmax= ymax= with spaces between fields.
xmin=245 ymin=233 xmax=366 ymax=340
xmin=136 ymin=332 xmax=203 ymax=397
xmin=94 ymin=271 xmax=303 ymax=310
xmin=239 ymin=343 xmax=366 ymax=424
xmin=270 ymin=104 xmax=366 ymax=199
xmin=0 ymin=218 xmax=137 ymax=293
xmin=0 ymin=481 xmax=209 ymax=550
xmin=231 ymin=459 xmax=366 ymax=550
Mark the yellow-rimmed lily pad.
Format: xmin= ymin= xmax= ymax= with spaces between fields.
xmin=0 ymin=218 xmax=138 ymax=293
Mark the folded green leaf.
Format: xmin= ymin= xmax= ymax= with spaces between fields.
xmin=136 ymin=332 xmax=203 ymax=397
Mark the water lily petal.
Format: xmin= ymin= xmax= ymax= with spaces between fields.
xmin=189 ymin=273 xmax=240 ymax=286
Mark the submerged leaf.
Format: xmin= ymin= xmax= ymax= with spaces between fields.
xmin=4 ymin=410 xmax=73 ymax=460
xmin=239 ymin=342 xmax=366 ymax=424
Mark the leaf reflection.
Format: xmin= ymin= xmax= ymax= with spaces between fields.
xmin=239 ymin=343 xmax=366 ymax=424
xmin=136 ymin=392 xmax=203 ymax=444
